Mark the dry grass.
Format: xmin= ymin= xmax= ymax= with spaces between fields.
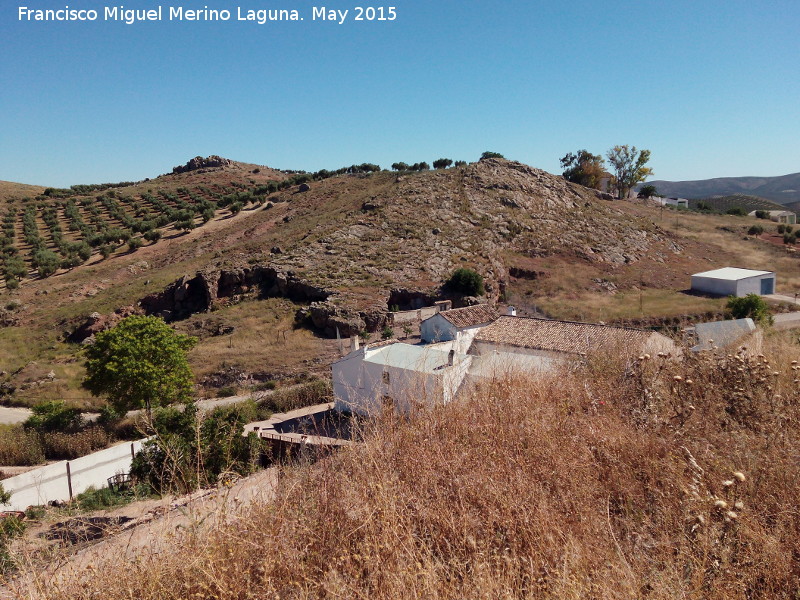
xmin=181 ymin=298 xmax=332 ymax=389
xmin=14 ymin=333 xmax=800 ymax=599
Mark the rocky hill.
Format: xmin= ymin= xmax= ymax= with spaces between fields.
xmin=132 ymin=158 xmax=684 ymax=336
xmin=2 ymin=155 xmax=792 ymax=404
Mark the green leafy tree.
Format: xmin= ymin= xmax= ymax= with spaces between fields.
xmin=83 ymin=315 xmax=197 ymax=417
xmin=447 ymin=268 xmax=485 ymax=296
xmin=433 ymin=158 xmax=453 ymax=169
xmin=606 ymin=145 xmax=654 ymax=199
xmin=391 ymin=162 xmax=409 ymax=171
xmin=726 ymin=293 xmax=773 ymax=325
xmin=3 ymin=256 xmax=27 ymax=281
xmin=638 ymin=184 xmax=659 ymax=199
xmin=560 ymin=150 xmax=607 ymax=190
xmin=33 ymin=249 xmax=60 ymax=278
xmin=481 ymin=151 xmax=504 ymax=160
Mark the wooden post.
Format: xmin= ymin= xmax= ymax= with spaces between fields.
xmin=131 ymin=443 xmax=135 ymax=459
xmin=66 ymin=462 xmax=73 ymax=500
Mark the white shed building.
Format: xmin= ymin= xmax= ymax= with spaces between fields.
xmin=420 ymin=304 xmax=499 ymax=354
xmin=332 ymin=340 xmax=472 ymax=416
xmin=691 ymin=268 xmax=775 ymax=297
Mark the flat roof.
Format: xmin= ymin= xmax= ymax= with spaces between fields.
xmin=364 ymin=343 xmax=467 ymax=374
xmin=692 ymin=267 xmax=773 ymax=280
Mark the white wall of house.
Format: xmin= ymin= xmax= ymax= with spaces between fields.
xmin=421 ymin=316 xmax=484 ymax=354
xmin=333 ymin=344 xmax=472 ymax=416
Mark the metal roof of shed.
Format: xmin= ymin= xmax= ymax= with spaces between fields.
xmin=692 ymin=267 xmax=773 ymax=280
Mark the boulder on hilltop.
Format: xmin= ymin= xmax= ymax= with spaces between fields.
xmin=172 ymin=155 xmax=233 ymax=174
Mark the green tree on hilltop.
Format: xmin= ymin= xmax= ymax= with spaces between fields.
xmin=83 ymin=315 xmax=197 ymax=418
xmin=606 ymin=145 xmax=653 ymax=199
xmin=560 ymin=149 xmax=607 ymax=190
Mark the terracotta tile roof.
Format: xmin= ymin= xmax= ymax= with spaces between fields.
xmin=439 ymin=305 xmax=500 ymax=328
xmin=474 ymin=316 xmax=661 ymax=355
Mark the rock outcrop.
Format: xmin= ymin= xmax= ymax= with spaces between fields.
xmin=172 ymin=155 xmax=234 ymax=174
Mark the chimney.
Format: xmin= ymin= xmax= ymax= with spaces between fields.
xmin=507 ymin=306 xmax=517 ymax=316
xmin=448 ymin=349 xmax=455 ymax=367
xmin=351 ymin=335 xmax=360 ymax=351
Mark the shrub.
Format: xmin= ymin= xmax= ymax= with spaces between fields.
xmin=217 ymin=385 xmax=238 ymax=398
xmin=143 ymin=229 xmax=162 ymax=243
xmin=24 ymin=400 xmax=83 ymax=433
xmin=40 ymin=427 xmax=111 ymax=460
xmin=726 ymin=207 xmax=747 ymax=216
xmin=480 ymin=151 xmax=504 ymax=159
xmin=755 ymin=210 xmax=769 ymax=219
xmin=128 ymin=237 xmax=143 ymax=252
xmin=0 ymin=426 xmax=45 ymax=465
xmin=381 ymin=326 xmax=394 ymax=340
xmin=747 ymin=225 xmax=764 ymax=235
xmin=726 ymin=293 xmax=773 ymax=325
xmin=131 ymin=403 xmax=259 ymax=494
xmin=256 ymin=379 xmax=332 ymax=417
xmin=446 ymin=267 xmax=485 ymax=296
xmin=777 ymin=224 xmax=786 ymax=234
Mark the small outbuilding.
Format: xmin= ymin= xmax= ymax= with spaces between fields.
xmin=691 ymin=267 xmax=776 ymax=297
xmin=420 ymin=304 xmax=500 ymax=353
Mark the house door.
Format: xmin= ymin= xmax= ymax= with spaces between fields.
xmin=761 ymin=278 xmax=774 ymax=295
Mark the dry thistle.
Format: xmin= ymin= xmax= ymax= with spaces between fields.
xmin=732 ymin=471 xmax=746 ymax=483
xmin=714 ymin=499 xmax=729 ymax=510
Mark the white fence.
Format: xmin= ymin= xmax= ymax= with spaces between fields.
xmin=1 ymin=439 xmax=146 ymax=511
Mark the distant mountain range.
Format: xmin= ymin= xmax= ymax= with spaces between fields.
xmin=643 ymin=172 xmax=800 ymax=205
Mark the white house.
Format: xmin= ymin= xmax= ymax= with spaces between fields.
xmin=332 ymin=339 xmax=472 ymax=415
xmin=654 ymin=197 xmax=689 ymax=208
xmin=747 ymin=210 xmax=797 ymax=225
xmin=471 ymin=316 xmax=677 ymax=363
xmin=420 ymin=304 xmax=500 ymax=353
xmin=691 ymin=267 xmax=776 ymax=297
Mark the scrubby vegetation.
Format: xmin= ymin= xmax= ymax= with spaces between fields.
xmin=446 ymin=267 xmax=485 ymax=296
xmin=131 ymin=402 xmax=260 ymax=494
xmin=28 ymin=334 xmax=800 ymax=599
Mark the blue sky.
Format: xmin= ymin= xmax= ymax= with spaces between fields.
xmin=2 ymin=0 xmax=798 ymax=187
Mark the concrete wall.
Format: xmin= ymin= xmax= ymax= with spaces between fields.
xmin=1 ymin=440 xmax=145 ymax=511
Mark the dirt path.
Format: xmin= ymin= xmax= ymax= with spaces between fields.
xmin=0 ymin=406 xmax=31 ymax=425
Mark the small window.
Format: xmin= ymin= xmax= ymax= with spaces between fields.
xmin=382 ymin=371 xmax=390 ymax=384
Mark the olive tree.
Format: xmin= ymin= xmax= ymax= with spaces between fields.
xmin=83 ymin=315 xmax=197 ymax=417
